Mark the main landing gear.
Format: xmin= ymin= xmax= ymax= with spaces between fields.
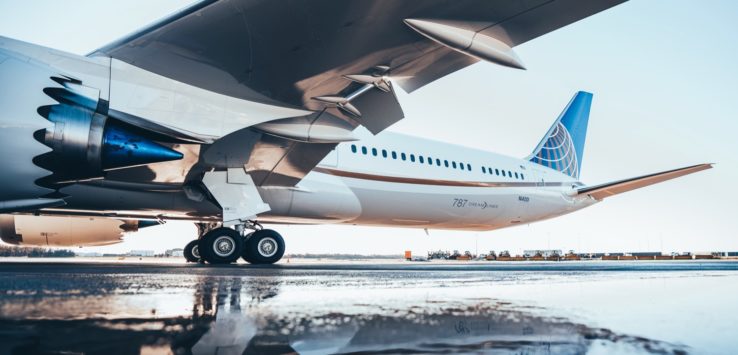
xmin=183 ymin=221 xmax=285 ymax=265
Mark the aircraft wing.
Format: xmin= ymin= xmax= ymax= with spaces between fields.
xmin=576 ymin=164 xmax=713 ymax=200
xmin=93 ymin=0 xmax=626 ymax=131
xmin=92 ymin=0 xmax=626 ymax=187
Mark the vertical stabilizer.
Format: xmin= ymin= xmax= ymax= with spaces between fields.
xmin=528 ymin=91 xmax=592 ymax=179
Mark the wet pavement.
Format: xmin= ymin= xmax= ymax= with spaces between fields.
xmin=0 ymin=261 xmax=736 ymax=354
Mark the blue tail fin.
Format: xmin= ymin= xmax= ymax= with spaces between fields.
xmin=528 ymin=91 xmax=592 ymax=179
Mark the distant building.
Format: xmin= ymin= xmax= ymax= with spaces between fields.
xmin=75 ymin=252 xmax=102 ymax=257
xmin=165 ymin=248 xmax=184 ymax=257
xmin=630 ymin=252 xmax=661 ymax=257
xmin=580 ymin=253 xmax=606 ymax=259
xmin=128 ymin=250 xmax=155 ymax=257
xmin=523 ymin=250 xmax=562 ymax=258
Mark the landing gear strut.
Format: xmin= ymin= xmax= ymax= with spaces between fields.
xmin=187 ymin=221 xmax=286 ymax=265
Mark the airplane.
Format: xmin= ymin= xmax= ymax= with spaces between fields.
xmin=0 ymin=0 xmax=711 ymax=265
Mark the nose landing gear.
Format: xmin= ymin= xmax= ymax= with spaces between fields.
xmin=184 ymin=221 xmax=285 ymax=265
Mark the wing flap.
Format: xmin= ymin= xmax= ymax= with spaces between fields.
xmin=577 ymin=164 xmax=712 ymax=200
xmin=245 ymin=134 xmax=337 ymax=187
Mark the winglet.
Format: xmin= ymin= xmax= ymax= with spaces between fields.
xmin=577 ymin=163 xmax=713 ymax=200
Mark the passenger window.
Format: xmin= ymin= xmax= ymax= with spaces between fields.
xmin=401 ymin=153 xmax=406 ymax=161
xmin=410 ymin=154 xmax=415 ymax=162
xmin=444 ymin=160 xmax=449 ymax=167
xmin=507 ymin=170 xmax=512 ymax=177
xmin=382 ymin=149 xmax=388 ymax=158
xmin=452 ymin=161 xmax=458 ymax=169
xmin=515 ymin=172 xmax=519 ymax=179
xmin=392 ymin=151 xmax=397 ymax=159
xmin=351 ymin=145 xmax=357 ymax=153
xmin=482 ymin=167 xmax=487 ymax=174
xmin=467 ymin=163 xmax=472 ymax=171
xmin=521 ymin=173 xmax=525 ymax=180
xmin=495 ymin=169 xmax=500 ymax=176
xmin=419 ymin=156 xmax=424 ymax=164
xmin=488 ymin=167 xmax=492 ymax=175
xmin=501 ymin=170 xmax=506 ymax=177
xmin=372 ymin=148 xmax=377 ymax=156
xmin=459 ymin=162 xmax=464 ymax=170
xmin=436 ymin=159 xmax=441 ymax=166
xmin=361 ymin=146 xmax=367 ymax=155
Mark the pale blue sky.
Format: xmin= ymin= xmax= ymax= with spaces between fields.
xmin=0 ymin=0 xmax=736 ymax=254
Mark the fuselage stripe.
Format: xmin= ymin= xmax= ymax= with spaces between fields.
xmin=314 ymin=167 xmax=573 ymax=188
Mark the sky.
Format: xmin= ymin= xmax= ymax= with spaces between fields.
xmin=0 ymin=0 xmax=736 ymax=255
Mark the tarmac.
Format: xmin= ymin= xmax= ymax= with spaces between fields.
xmin=0 ymin=260 xmax=736 ymax=354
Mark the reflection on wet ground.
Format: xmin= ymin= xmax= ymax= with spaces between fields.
xmin=0 ymin=261 xmax=736 ymax=354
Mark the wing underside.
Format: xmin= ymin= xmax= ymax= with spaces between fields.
xmin=93 ymin=0 xmax=626 ymax=131
xmin=91 ymin=0 xmax=627 ymax=187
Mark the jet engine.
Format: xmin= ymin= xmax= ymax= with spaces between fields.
xmin=34 ymin=79 xmax=184 ymax=185
xmin=0 ymin=49 xmax=183 ymax=212
xmin=0 ymin=215 xmax=154 ymax=247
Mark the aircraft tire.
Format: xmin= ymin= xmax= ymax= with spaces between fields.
xmin=184 ymin=239 xmax=201 ymax=263
xmin=198 ymin=227 xmax=243 ymax=264
xmin=242 ymin=229 xmax=285 ymax=265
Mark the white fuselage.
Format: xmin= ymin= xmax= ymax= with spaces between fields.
xmin=259 ymin=131 xmax=598 ymax=231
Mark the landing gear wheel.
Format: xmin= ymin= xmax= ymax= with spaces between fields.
xmin=184 ymin=240 xmax=201 ymax=263
xmin=198 ymin=227 xmax=243 ymax=264
xmin=242 ymin=229 xmax=285 ymax=265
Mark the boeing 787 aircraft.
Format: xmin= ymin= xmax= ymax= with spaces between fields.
xmin=0 ymin=0 xmax=710 ymax=264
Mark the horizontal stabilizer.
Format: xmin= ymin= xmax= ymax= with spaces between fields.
xmin=577 ymin=163 xmax=712 ymax=200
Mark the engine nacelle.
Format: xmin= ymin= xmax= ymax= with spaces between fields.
xmin=0 ymin=215 xmax=146 ymax=247
xmin=0 ymin=47 xmax=184 ymax=208
xmin=34 ymin=80 xmax=184 ymax=184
